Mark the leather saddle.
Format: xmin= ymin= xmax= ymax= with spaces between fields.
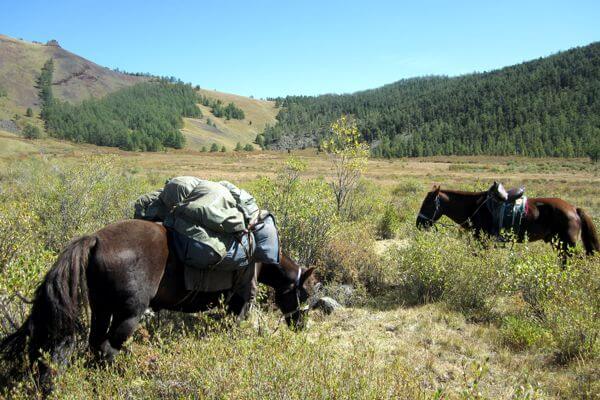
xmin=490 ymin=182 xmax=525 ymax=203
xmin=486 ymin=182 xmax=527 ymax=237
xmin=506 ymin=186 xmax=525 ymax=202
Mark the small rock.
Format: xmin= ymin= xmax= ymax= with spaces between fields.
xmin=384 ymin=324 xmax=398 ymax=332
xmin=313 ymin=296 xmax=342 ymax=315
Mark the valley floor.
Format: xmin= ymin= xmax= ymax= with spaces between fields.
xmin=0 ymin=137 xmax=598 ymax=399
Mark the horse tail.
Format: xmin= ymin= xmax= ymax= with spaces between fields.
xmin=577 ymin=208 xmax=599 ymax=255
xmin=0 ymin=235 xmax=96 ymax=383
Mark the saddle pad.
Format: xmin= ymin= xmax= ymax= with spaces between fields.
xmin=183 ymin=268 xmax=236 ymax=292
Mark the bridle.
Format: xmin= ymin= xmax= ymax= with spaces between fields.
xmin=418 ymin=193 xmax=442 ymax=224
xmin=279 ymin=268 xmax=310 ymax=320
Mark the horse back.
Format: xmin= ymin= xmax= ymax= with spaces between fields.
xmin=89 ymin=220 xmax=169 ymax=304
xmin=527 ymin=197 xmax=578 ymax=216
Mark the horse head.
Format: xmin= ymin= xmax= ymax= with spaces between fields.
xmin=258 ymin=255 xmax=318 ymax=330
xmin=416 ymin=185 xmax=442 ymax=229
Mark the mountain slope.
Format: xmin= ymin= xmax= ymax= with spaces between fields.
xmin=0 ymin=34 xmax=147 ymax=119
xmin=264 ymin=42 xmax=600 ymax=158
xmin=182 ymin=88 xmax=277 ymax=150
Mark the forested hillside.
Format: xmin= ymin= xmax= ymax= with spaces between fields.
xmin=39 ymin=60 xmax=201 ymax=151
xmin=263 ymin=42 xmax=600 ymax=158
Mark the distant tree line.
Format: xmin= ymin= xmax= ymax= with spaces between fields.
xmin=199 ymin=95 xmax=245 ymax=120
xmin=263 ymin=42 xmax=600 ymax=158
xmin=38 ymin=59 xmax=201 ymax=151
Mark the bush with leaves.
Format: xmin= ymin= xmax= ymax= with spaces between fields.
xmin=318 ymin=223 xmax=384 ymax=292
xmin=322 ymin=116 xmax=369 ymax=216
xmin=22 ymin=124 xmax=41 ymax=139
xmin=247 ymin=158 xmax=336 ymax=266
xmin=2 ymin=156 xmax=151 ymax=251
xmin=376 ymin=203 xmax=401 ymax=239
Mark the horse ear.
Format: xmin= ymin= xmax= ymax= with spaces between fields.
xmin=300 ymin=267 xmax=316 ymax=285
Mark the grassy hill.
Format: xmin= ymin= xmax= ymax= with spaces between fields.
xmin=182 ymin=88 xmax=278 ymax=150
xmin=0 ymin=34 xmax=147 ymax=119
xmin=0 ymin=34 xmax=277 ymax=152
xmin=264 ymin=42 xmax=600 ymax=158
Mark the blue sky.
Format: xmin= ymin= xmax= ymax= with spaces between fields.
xmin=3 ymin=0 xmax=599 ymax=98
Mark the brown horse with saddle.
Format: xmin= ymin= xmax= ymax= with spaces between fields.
xmin=416 ymin=182 xmax=599 ymax=259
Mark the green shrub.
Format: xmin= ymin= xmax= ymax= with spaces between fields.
xmin=543 ymin=258 xmax=600 ymax=363
xmin=384 ymin=229 xmax=452 ymax=304
xmin=318 ymin=223 xmax=381 ymax=290
xmin=2 ymin=156 xmax=151 ymax=251
xmin=22 ymin=124 xmax=41 ymax=139
xmin=503 ymin=249 xmax=564 ymax=318
xmin=376 ymin=203 xmax=401 ymax=239
xmin=0 ymin=202 xmax=55 ymax=297
xmin=392 ymin=179 xmax=424 ymax=196
xmin=247 ymin=158 xmax=337 ymax=266
xmin=500 ymin=315 xmax=549 ymax=350
xmin=342 ymin=179 xmax=387 ymax=223
xmin=441 ymin=248 xmax=504 ymax=322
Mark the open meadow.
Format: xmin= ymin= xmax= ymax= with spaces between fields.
xmin=0 ymin=138 xmax=598 ymax=399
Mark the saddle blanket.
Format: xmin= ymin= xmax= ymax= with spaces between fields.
xmin=183 ymin=263 xmax=256 ymax=292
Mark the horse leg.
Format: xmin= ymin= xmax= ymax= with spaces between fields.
xmin=105 ymin=305 xmax=146 ymax=356
xmin=89 ymin=306 xmax=112 ymax=357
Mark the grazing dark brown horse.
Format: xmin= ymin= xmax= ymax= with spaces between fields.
xmin=416 ymin=185 xmax=599 ymax=259
xmin=0 ymin=219 xmax=316 ymax=390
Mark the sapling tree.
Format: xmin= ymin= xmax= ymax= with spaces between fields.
xmin=323 ymin=115 xmax=369 ymax=216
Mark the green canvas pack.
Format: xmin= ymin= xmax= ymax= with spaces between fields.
xmin=133 ymin=189 xmax=167 ymax=221
xmin=134 ymin=176 xmax=263 ymax=266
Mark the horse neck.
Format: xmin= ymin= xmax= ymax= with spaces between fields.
xmin=440 ymin=190 xmax=486 ymax=224
xmin=257 ymin=254 xmax=300 ymax=289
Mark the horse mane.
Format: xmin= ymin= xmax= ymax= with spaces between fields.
xmin=438 ymin=188 xmax=487 ymax=197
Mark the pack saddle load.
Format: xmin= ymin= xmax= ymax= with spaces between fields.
xmin=133 ymin=176 xmax=280 ymax=290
